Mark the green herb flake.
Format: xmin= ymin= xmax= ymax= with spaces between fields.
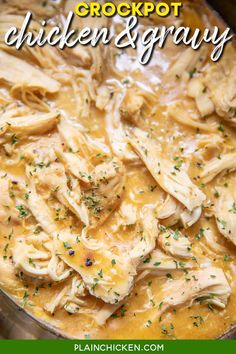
xmin=16 ymin=205 xmax=29 ymax=219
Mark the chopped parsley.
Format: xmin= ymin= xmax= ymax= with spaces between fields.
xmin=16 ymin=205 xmax=29 ymax=219
xmin=63 ymin=242 xmax=72 ymax=249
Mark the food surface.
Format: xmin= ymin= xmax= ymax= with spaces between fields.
xmin=0 ymin=0 xmax=236 ymax=339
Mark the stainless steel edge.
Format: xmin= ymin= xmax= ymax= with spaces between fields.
xmin=0 ymin=289 xmax=66 ymax=339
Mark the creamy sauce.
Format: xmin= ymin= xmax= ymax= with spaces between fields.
xmin=0 ymin=0 xmax=236 ymax=340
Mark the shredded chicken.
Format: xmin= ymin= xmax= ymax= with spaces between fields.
xmin=200 ymin=227 xmax=228 ymax=255
xmin=0 ymin=112 xmax=60 ymax=144
xmin=84 ymin=158 xmax=126 ymax=226
xmin=138 ymin=249 xmax=195 ymax=272
xmin=165 ymin=47 xmax=207 ymax=82
xmin=195 ymin=134 xmax=224 ymax=162
xmin=12 ymin=235 xmax=51 ymax=279
xmin=156 ymin=195 xmax=202 ymax=228
xmin=120 ymin=85 xmax=156 ymax=125
xmin=187 ymin=77 xmax=215 ymax=117
xmin=53 ymin=229 xmax=136 ymax=304
xmin=180 ymin=206 xmax=202 ymax=228
xmin=200 ymin=154 xmax=236 ymax=184
xmin=105 ymin=87 xmax=139 ymax=161
xmin=44 ymin=275 xmax=87 ymax=315
xmin=94 ymin=303 xmax=122 ymax=326
xmin=0 ymin=50 xmax=60 ymax=94
xmin=57 ymin=118 xmax=111 ymax=183
xmin=186 ymin=45 xmax=236 ymax=125
xmin=0 ymin=176 xmax=19 ymax=223
xmin=161 ymin=267 xmax=231 ymax=310
xmin=27 ymin=183 xmax=59 ymax=234
xmin=214 ymin=184 xmax=236 ymax=246
xmin=128 ymin=128 xmax=206 ymax=211
xmin=130 ymin=207 xmax=158 ymax=261
xmin=168 ymin=103 xmax=218 ymax=132
xmin=156 ymin=195 xmax=183 ymax=226
xmin=118 ymin=202 xmax=137 ymax=226
xmin=158 ymin=226 xmax=193 ymax=259
xmin=29 ymin=162 xmax=89 ymax=226
xmin=203 ymin=46 xmax=236 ymax=126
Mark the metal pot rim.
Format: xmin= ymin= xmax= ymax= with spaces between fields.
xmin=1 ymin=288 xmax=236 ymax=339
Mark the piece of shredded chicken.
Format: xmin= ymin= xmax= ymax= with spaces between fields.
xmin=53 ymin=228 xmax=136 ymax=304
xmin=156 ymin=195 xmax=202 ymax=228
xmin=158 ymin=225 xmax=193 ymax=259
xmin=203 ymin=46 xmax=236 ymax=126
xmin=44 ymin=275 xmax=87 ymax=315
xmin=128 ymin=128 xmax=206 ymax=211
xmin=200 ymin=153 xmax=236 ymax=184
xmin=0 ymin=176 xmax=19 ymax=224
xmin=168 ymin=103 xmax=218 ymax=132
xmin=104 ymin=86 xmax=139 ymax=162
xmin=214 ymin=184 xmax=236 ymax=246
xmin=186 ymin=45 xmax=236 ymax=125
xmin=0 ymin=111 xmax=60 ymax=144
xmin=161 ymin=267 xmax=231 ymax=309
xmin=120 ymin=85 xmax=157 ymax=125
xmin=129 ymin=207 xmax=158 ymax=261
xmin=138 ymin=249 xmax=195 ymax=273
xmin=164 ymin=47 xmax=207 ymax=83
xmin=83 ymin=157 xmax=126 ymax=227
xmin=0 ymin=50 xmax=60 ymax=95
xmin=187 ymin=77 xmax=215 ymax=117
xmin=28 ymin=162 xmax=89 ymax=226
xmin=25 ymin=185 xmax=136 ymax=304
xmin=57 ymin=118 xmax=111 ymax=183
xmin=147 ymin=267 xmax=231 ymax=323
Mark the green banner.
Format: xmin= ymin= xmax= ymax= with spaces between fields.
xmin=0 ymin=340 xmax=236 ymax=354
